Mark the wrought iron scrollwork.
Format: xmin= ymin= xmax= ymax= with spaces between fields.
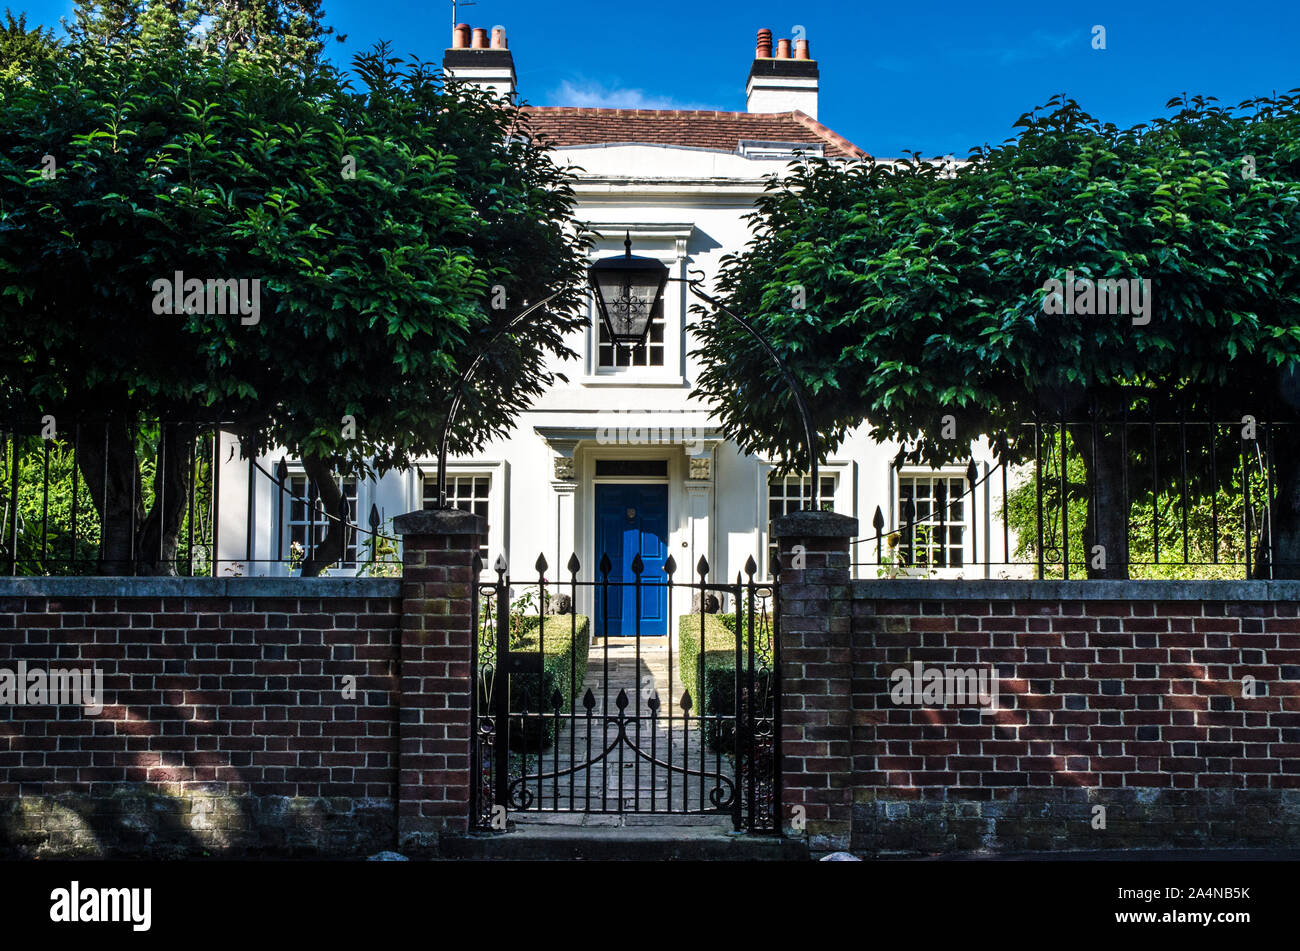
xmin=472 ymin=548 xmax=780 ymax=833
xmin=504 ymin=687 xmax=737 ymax=811
xmin=473 ymin=578 xmax=501 ymax=829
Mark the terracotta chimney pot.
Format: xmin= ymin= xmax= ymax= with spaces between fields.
xmin=491 ymin=26 xmax=507 ymax=49
xmin=471 ymin=27 xmax=489 ymax=49
xmin=452 ymin=23 xmax=470 ymax=48
xmin=755 ymin=28 xmax=772 ymax=58
xmin=794 ymin=38 xmax=810 ymax=59
xmin=775 ymin=37 xmax=791 ymax=59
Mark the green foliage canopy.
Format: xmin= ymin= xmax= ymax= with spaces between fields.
xmin=694 ymin=94 xmax=1300 ymax=471
xmin=0 ymin=30 xmax=587 ymax=571
xmin=0 ymin=32 xmax=587 ymax=471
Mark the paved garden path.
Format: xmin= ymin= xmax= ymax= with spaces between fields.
xmin=514 ymin=637 xmax=735 ymax=822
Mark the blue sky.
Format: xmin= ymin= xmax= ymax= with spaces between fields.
xmin=13 ymin=0 xmax=1299 ymax=156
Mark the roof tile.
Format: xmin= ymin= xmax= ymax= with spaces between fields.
xmin=520 ymin=107 xmax=868 ymax=159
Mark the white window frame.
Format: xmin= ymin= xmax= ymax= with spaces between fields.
xmin=895 ymin=469 xmax=973 ymax=574
xmin=279 ymin=471 xmax=361 ymax=572
xmin=580 ymin=225 xmax=692 ymax=387
xmin=415 ymin=460 xmax=507 ymax=576
xmin=593 ymin=298 xmax=668 ymax=371
xmin=758 ymin=465 xmax=848 ymax=578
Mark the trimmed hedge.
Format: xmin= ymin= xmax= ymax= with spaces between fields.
xmin=678 ymin=612 xmax=776 ymax=754
xmin=486 ymin=614 xmax=591 ymax=751
xmin=678 ymin=612 xmax=744 ymax=751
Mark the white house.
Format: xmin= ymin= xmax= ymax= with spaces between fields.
xmin=215 ymin=25 xmax=1017 ymax=631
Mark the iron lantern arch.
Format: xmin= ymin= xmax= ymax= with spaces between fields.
xmin=435 ymin=235 xmax=820 ymax=511
xmin=587 ymin=233 xmax=669 ymax=351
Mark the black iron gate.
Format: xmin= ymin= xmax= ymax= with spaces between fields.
xmin=469 ymin=552 xmax=780 ymax=834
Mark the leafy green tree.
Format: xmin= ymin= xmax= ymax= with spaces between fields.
xmin=192 ymin=0 xmax=337 ymax=64
xmin=0 ymin=10 xmax=59 ymax=80
xmin=66 ymin=0 xmax=142 ymax=47
xmin=0 ymin=34 xmax=586 ymax=574
xmin=1002 ymin=425 xmax=1268 ymax=579
xmin=2 ymin=428 xmax=215 ymax=575
xmin=694 ymin=94 xmax=1300 ymax=577
xmin=68 ymin=0 xmax=334 ymax=64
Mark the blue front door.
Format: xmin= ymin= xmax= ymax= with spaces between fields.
xmin=594 ymin=483 xmax=669 ymax=637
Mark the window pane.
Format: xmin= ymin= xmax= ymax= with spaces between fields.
xmin=597 ymin=309 xmax=666 ymax=369
xmin=285 ymin=474 xmax=359 ymax=566
xmin=766 ymin=473 xmax=836 ymax=572
xmin=897 ymin=475 xmax=969 ymax=570
xmin=424 ymin=474 xmax=491 ymax=565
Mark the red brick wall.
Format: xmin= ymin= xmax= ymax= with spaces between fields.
xmin=848 ymin=594 xmax=1300 ymax=854
xmin=775 ymin=512 xmax=1300 ymax=855
xmin=856 ymin=597 xmax=1300 ymax=794
xmin=0 ymin=588 xmax=402 ymax=857
xmin=773 ymin=535 xmax=854 ymax=851
xmin=0 ymin=512 xmax=484 ymax=858
xmin=392 ymin=509 xmax=483 ymax=849
xmin=772 ymin=511 xmax=858 ymax=852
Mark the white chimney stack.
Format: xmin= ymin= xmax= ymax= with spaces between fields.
xmin=443 ymin=23 xmax=516 ymax=100
xmin=746 ymin=28 xmax=819 ymax=119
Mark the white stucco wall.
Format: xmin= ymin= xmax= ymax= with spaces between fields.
xmin=216 ymin=139 xmax=1019 ymax=593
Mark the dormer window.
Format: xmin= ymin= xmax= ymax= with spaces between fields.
xmin=738 ymin=140 xmax=825 ymax=160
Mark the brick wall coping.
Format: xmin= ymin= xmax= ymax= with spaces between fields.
xmin=393 ymin=508 xmax=487 ymax=536
xmin=771 ymin=511 xmax=859 ymax=538
xmin=852 ymin=578 xmax=1300 ymax=601
xmin=0 ymin=577 xmax=403 ymax=598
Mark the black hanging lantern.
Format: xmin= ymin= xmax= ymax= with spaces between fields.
xmin=587 ymin=233 xmax=668 ymax=350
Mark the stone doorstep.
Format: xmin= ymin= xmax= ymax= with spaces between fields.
xmin=454 ymin=635 xmax=788 ymax=858
xmin=513 ymin=813 xmax=729 ymax=827
xmin=440 ymin=820 xmax=809 ymax=861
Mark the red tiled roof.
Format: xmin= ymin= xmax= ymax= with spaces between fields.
xmin=520 ymin=108 xmax=868 ymax=160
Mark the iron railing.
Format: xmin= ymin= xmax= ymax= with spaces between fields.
xmin=0 ymin=419 xmax=398 ymax=576
xmin=470 ymin=550 xmax=780 ymax=832
xmin=5 ymin=410 xmax=1293 ymax=581
xmin=852 ymin=412 xmax=1292 ymax=580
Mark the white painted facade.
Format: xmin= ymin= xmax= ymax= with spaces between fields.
xmin=214 ymin=31 xmax=1021 ymax=613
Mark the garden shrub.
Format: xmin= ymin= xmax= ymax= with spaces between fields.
xmin=678 ymin=611 xmax=762 ymax=753
xmin=481 ymin=614 xmax=590 ymax=751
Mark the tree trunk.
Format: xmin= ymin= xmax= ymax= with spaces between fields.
xmin=299 ymin=454 xmax=346 ymax=577
xmin=1075 ymin=425 xmax=1130 ymax=579
xmin=77 ymin=419 xmax=145 ymax=575
xmin=135 ymin=423 xmax=195 ymax=576
xmin=1259 ymin=434 xmax=1300 ymax=579
xmin=77 ymin=420 xmax=197 ymax=576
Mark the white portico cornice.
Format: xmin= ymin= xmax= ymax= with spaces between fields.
xmin=570 ymin=179 xmax=775 ymax=199
xmin=535 ymin=425 xmax=726 ymax=445
xmin=580 ymin=222 xmax=698 ymax=243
